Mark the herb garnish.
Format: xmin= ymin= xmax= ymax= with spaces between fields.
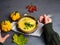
xmin=24 ymin=22 xmax=34 ymax=29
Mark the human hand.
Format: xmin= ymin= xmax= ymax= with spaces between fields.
xmin=0 ymin=30 xmax=10 ymax=43
xmin=39 ymin=14 xmax=52 ymax=24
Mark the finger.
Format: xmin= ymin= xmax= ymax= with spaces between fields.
xmin=44 ymin=14 xmax=48 ymax=23
xmin=3 ymin=34 xmax=10 ymax=40
xmin=48 ymin=17 xmax=52 ymax=22
xmin=39 ymin=16 xmax=44 ymax=22
xmin=0 ymin=30 xmax=1 ymax=36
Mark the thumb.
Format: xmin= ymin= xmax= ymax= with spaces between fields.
xmin=48 ymin=17 xmax=52 ymax=23
xmin=3 ymin=34 xmax=10 ymax=40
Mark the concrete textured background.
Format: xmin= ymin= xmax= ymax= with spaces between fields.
xmin=0 ymin=0 xmax=60 ymax=45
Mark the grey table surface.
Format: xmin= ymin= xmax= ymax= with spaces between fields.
xmin=0 ymin=0 xmax=60 ymax=45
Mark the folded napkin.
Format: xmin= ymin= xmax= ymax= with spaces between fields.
xmin=12 ymin=21 xmax=44 ymax=37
